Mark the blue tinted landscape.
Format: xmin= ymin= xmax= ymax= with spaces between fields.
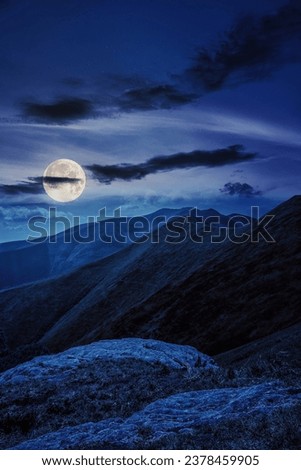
xmin=0 ymin=0 xmax=300 ymax=450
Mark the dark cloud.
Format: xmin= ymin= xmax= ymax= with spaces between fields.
xmin=86 ymin=145 xmax=256 ymax=184
xmin=186 ymin=2 xmax=301 ymax=91
xmin=94 ymin=75 xmax=195 ymax=111
xmin=22 ymin=98 xmax=94 ymax=123
xmin=0 ymin=179 xmax=43 ymax=196
xmin=96 ymin=3 xmax=301 ymax=112
xmin=220 ymin=182 xmax=263 ymax=197
xmin=118 ymin=85 xmax=197 ymax=111
xmin=20 ymin=82 xmax=195 ymax=121
xmin=106 ymin=1 xmax=301 ymax=113
xmin=16 ymin=3 xmax=301 ymax=121
xmin=0 ymin=184 xmax=40 ymax=196
xmin=0 ymin=176 xmax=82 ymax=195
xmin=41 ymin=176 xmax=82 ymax=186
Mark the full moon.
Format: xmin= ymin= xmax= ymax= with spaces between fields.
xmin=43 ymin=159 xmax=86 ymax=202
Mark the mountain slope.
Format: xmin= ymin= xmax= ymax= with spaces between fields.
xmin=40 ymin=195 xmax=301 ymax=355
xmin=214 ymin=321 xmax=301 ymax=384
xmin=109 ymin=196 xmax=301 ymax=354
xmin=0 ymin=197 xmax=300 ymax=365
xmin=0 ymin=208 xmax=190 ymax=290
xmin=0 ymin=208 xmax=238 ymax=359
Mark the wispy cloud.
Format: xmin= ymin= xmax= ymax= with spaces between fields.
xmin=104 ymin=2 xmax=301 ymax=113
xmin=0 ymin=176 xmax=82 ymax=195
xmin=117 ymin=85 xmax=197 ymax=111
xmin=185 ymin=1 xmax=301 ymax=91
xmin=16 ymin=2 xmax=301 ymax=123
xmin=0 ymin=205 xmax=72 ymax=235
xmin=0 ymin=205 xmax=49 ymax=222
xmin=220 ymin=181 xmax=263 ymax=197
xmin=86 ymin=145 xmax=257 ymax=184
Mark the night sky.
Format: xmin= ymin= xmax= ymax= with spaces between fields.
xmin=0 ymin=0 xmax=301 ymax=241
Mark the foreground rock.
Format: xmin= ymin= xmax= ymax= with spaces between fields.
xmin=0 ymin=339 xmax=220 ymax=449
xmin=14 ymin=382 xmax=301 ymax=450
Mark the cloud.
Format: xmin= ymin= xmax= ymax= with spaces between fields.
xmin=22 ymin=98 xmax=94 ymax=123
xmin=0 ymin=205 xmax=73 ymax=232
xmin=117 ymin=85 xmax=197 ymax=111
xmin=20 ymin=81 xmax=196 ymax=122
xmin=105 ymin=1 xmax=301 ymax=113
xmin=0 ymin=205 xmax=49 ymax=222
xmin=0 ymin=180 xmax=43 ymax=196
xmin=97 ymin=3 xmax=301 ymax=112
xmin=41 ymin=176 xmax=82 ymax=187
xmin=0 ymin=176 xmax=82 ymax=195
xmin=15 ymin=2 xmax=301 ymax=122
xmin=86 ymin=144 xmax=256 ymax=184
xmin=220 ymin=182 xmax=263 ymax=197
xmin=185 ymin=1 xmax=301 ymax=91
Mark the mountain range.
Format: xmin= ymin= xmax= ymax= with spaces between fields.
xmin=0 ymin=208 xmax=191 ymax=290
xmin=0 ymin=196 xmax=300 ymax=449
xmin=0 ymin=206 xmax=249 ymax=356
xmin=0 ymin=197 xmax=300 ymax=358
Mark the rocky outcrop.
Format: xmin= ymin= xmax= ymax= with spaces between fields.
xmin=0 ymin=339 xmax=220 ymax=449
xmin=14 ymin=382 xmax=301 ymax=450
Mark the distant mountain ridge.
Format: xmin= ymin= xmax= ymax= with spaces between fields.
xmin=0 ymin=205 xmax=250 ymax=361
xmin=0 ymin=207 xmax=205 ymax=290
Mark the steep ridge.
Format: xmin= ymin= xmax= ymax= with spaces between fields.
xmin=108 ymin=196 xmax=301 ymax=354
